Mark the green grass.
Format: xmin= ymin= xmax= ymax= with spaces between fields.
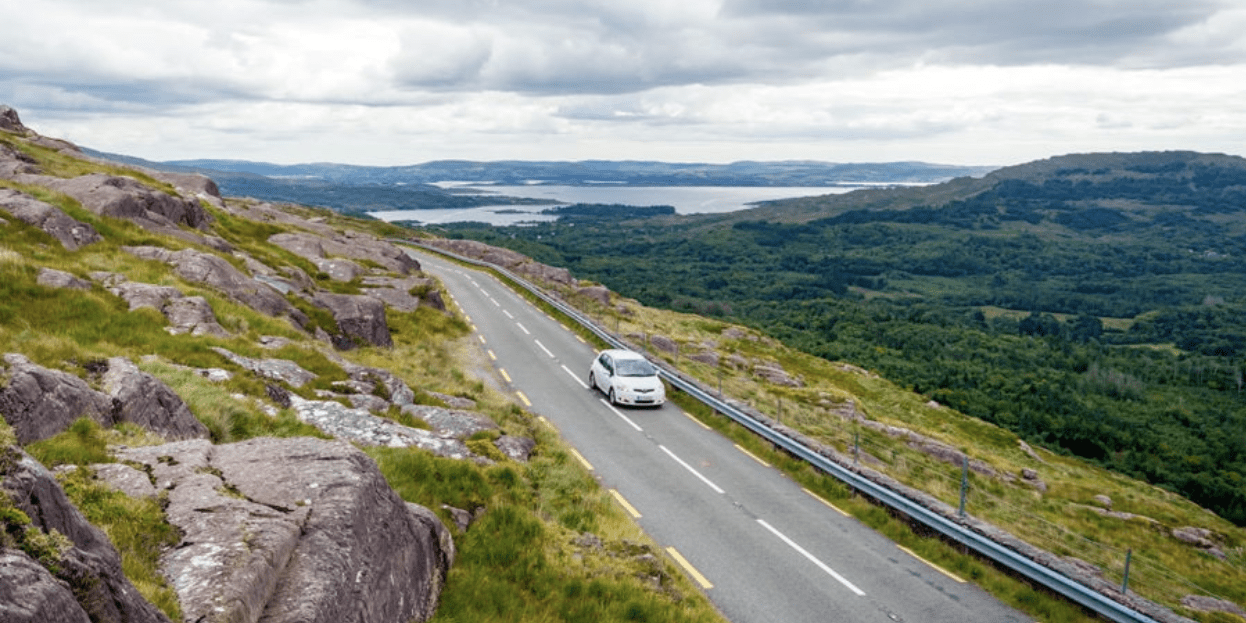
xmin=58 ymin=466 xmax=183 ymax=621
xmin=367 ymin=442 xmax=723 ymax=623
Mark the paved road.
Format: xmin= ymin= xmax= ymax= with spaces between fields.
xmin=412 ymin=248 xmax=1030 ymax=623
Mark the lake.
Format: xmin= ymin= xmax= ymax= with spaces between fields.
xmin=368 ymin=184 xmax=872 ymax=226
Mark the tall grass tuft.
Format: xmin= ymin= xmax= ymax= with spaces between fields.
xmin=58 ymin=467 xmax=182 ymax=622
xmin=26 ymin=418 xmax=110 ymax=467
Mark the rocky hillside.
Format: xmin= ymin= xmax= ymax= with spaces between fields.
xmin=0 ymin=106 xmax=518 ymax=622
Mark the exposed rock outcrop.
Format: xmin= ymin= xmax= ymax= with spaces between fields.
xmin=0 ymin=189 xmax=103 ymax=250
xmin=124 ymin=246 xmax=307 ymax=326
xmin=753 ymin=362 xmax=804 ymax=388
xmin=0 ymin=549 xmax=93 ymax=623
xmin=495 ymin=435 xmax=537 ymax=462
xmin=576 ymin=284 xmax=611 ymax=306
xmin=0 ymin=143 xmax=40 ymax=178
xmin=2 ymin=448 xmax=171 ymax=623
xmin=401 ymin=404 xmax=499 ymax=439
xmin=210 ymin=347 xmax=318 ymax=388
xmin=161 ymin=296 xmax=230 ymax=337
xmin=0 ymin=354 xmax=116 ymax=444
xmin=94 ymin=273 xmax=230 ymax=337
xmin=108 ymin=437 xmax=454 ymax=623
xmin=0 ymin=105 xmax=29 ymax=134
xmin=0 ymin=354 xmax=209 ymax=444
xmin=47 ymin=173 xmax=211 ymax=230
xmin=312 ymin=292 xmax=393 ymax=349
xmin=1180 ymin=595 xmax=1245 ymax=618
xmin=100 ymin=356 xmax=210 ymax=440
xmin=289 ymin=397 xmax=472 ymax=458
xmin=36 ymin=267 xmax=93 ymax=291
xmin=268 ymin=231 xmax=420 ymax=275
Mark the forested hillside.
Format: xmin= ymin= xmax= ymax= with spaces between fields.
xmin=438 ymin=151 xmax=1246 ymax=525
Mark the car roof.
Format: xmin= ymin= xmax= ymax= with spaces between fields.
xmin=602 ymin=349 xmax=646 ymax=360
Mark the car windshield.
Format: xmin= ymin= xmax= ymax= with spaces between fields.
xmin=615 ymin=358 xmax=656 ymax=377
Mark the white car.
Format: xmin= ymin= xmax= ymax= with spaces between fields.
xmin=588 ymin=349 xmax=666 ymax=407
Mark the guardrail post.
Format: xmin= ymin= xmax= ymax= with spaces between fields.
xmin=853 ymin=431 xmax=860 ymax=466
xmin=958 ymin=456 xmax=969 ymax=518
xmin=1122 ymin=549 xmax=1132 ymax=594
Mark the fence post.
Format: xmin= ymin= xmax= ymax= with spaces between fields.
xmin=1122 ymin=549 xmax=1132 ymax=594
xmin=958 ymin=456 xmax=969 ymax=518
xmin=853 ymin=431 xmax=860 ymax=466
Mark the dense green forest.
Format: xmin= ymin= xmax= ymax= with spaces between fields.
xmin=434 ymin=151 xmax=1246 ymax=525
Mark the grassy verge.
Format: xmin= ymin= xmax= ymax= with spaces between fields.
xmin=368 ymin=438 xmax=723 ymax=623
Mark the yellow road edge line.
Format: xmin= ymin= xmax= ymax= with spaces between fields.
xmin=682 ymin=411 xmax=711 ymax=430
xmin=609 ymin=489 xmax=642 ymax=518
xmin=477 ymin=334 xmax=486 ymax=344
xmin=734 ymin=444 xmax=770 ymax=467
xmin=487 ymin=349 xmax=497 ymax=361
xmin=499 ymin=368 xmax=512 ymax=383
xmin=515 ymin=391 xmax=532 ymax=407
xmin=802 ymin=488 xmax=851 ymax=517
xmin=666 ymin=547 xmax=713 ymax=590
xmin=569 ymin=448 xmax=593 ymax=471
xmin=896 ymin=544 xmax=966 ymax=584
xmin=538 ymin=416 xmax=556 ymax=430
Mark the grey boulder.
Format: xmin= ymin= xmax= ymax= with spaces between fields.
xmin=0 ymin=188 xmax=102 ymax=250
xmin=0 ymin=353 xmax=209 ymax=444
xmin=0 ymin=353 xmax=116 ymax=444
xmin=47 ymin=173 xmax=211 ymax=230
xmin=269 ymin=231 xmax=420 ymax=275
xmin=124 ymin=246 xmax=307 ymax=327
xmin=210 ymin=347 xmax=318 ymax=388
xmin=36 ymin=267 xmax=93 ymax=290
xmin=312 ymin=292 xmax=393 ymax=349
xmin=111 ymin=437 xmax=454 ymax=623
xmin=101 ymin=357 xmax=210 ymax=440
xmin=1 ymin=448 xmax=171 ymax=623
xmin=0 ymin=550 xmax=93 ymax=623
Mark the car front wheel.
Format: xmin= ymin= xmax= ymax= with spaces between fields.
xmin=588 ymin=371 xmax=597 ymax=391
xmin=608 ymin=388 xmax=617 ymax=405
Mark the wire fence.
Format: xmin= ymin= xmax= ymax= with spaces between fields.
xmin=600 ymin=314 xmax=1241 ymax=617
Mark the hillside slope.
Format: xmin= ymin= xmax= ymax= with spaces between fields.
xmin=0 ymin=106 xmax=721 ymax=623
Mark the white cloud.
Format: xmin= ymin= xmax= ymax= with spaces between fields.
xmin=1 ymin=0 xmax=1243 ymax=165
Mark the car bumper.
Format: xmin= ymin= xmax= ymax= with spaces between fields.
xmin=616 ymin=392 xmax=665 ymax=406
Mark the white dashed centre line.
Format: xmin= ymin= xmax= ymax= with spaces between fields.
xmin=535 ymin=339 xmax=555 ymax=358
xmin=757 ymin=519 xmax=865 ymax=596
xmin=562 ymin=365 xmax=588 ymax=388
xmin=659 ymin=445 xmax=724 ymax=494
xmin=601 ymin=399 xmax=643 ymax=432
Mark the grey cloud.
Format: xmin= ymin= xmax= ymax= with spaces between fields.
xmin=383 ymin=0 xmax=1234 ymax=98
xmin=719 ymin=0 xmax=1226 ymax=67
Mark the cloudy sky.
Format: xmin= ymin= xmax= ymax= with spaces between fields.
xmin=1 ymin=0 xmax=1243 ymax=167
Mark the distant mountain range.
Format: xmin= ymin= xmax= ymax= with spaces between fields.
xmin=132 ymin=156 xmax=996 ymax=186
xmin=84 ymin=149 xmax=996 ymax=214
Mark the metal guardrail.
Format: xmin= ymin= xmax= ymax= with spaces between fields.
xmin=403 ymin=240 xmax=1168 ymax=623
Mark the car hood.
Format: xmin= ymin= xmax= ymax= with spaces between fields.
xmin=618 ymin=375 xmax=663 ymax=391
